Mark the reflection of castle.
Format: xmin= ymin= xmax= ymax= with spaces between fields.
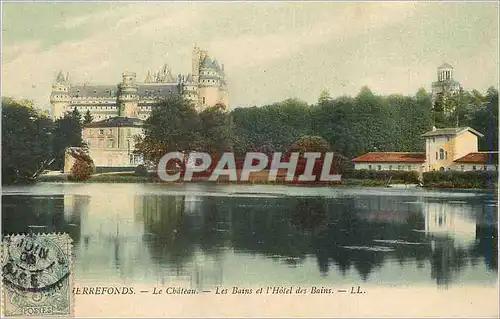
xmin=61 ymin=189 xmax=223 ymax=287
xmin=3 ymin=190 xmax=496 ymax=288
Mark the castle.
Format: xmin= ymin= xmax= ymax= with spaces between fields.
xmin=50 ymin=47 xmax=228 ymax=120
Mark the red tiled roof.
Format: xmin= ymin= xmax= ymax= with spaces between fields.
xmin=352 ymin=152 xmax=426 ymax=163
xmin=454 ymin=152 xmax=498 ymax=164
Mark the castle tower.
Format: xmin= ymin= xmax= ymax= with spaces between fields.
xmin=181 ymin=74 xmax=198 ymax=105
xmin=431 ymin=63 xmax=461 ymax=112
xmin=50 ymin=71 xmax=71 ymax=119
xmin=117 ymin=72 xmax=139 ymax=117
xmin=197 ymin=55 xmax=226 ymax=110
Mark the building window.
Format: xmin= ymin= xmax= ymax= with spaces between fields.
xmin=432 ymin=138 xmax=435 ymax=142
xmin=107 ymin=139 xmax=114 ymax=148
xmin=461 ymin=165 xmax=464 ymax=171
xmin=472 ymin=166 xmax=477 ymax=170
xmin=446 ymin=137 xmax=450 ymax=142
xmin=368 ymin=165 xmax=372 ymax=170
xmin=203 ymin=97 xmax=206 ymax=104
xmin=108 ymin=129 xmax=112 ymax=135
xmin=436 ymin=152 xmax=438 ymax=160
xmin=99 ymin=129 xmax=104 ymax=135
xmin=377 ymin=165 xmax=382 ymax=171
xmin=98 ymin=139 xmax=104 ymax=148
xmin=439 ymin=149 xmax=445 ymax=160
xmin=445 ymin=151 xmax=448 ymax=159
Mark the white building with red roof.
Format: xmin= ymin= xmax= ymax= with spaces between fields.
xmin=352 ymin=126 xmax=498 ymax=173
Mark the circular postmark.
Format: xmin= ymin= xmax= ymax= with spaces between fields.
xmin=2 ymin=235 xmax=70 ymax=293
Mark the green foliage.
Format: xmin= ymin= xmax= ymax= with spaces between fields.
xmin=135 ymin=96 xmax=201 ymax=163
xmin=199 ymin=106 xmax=234 ymax=155
xmin=346 ymin=169 xmax=420 ymax=183
xmin=431 ymin=87 xmax=498 ymax=152
xmin=68 ymin=158 xmax=95 ymax=181
xmin=468 ymin=87 xmax=498 ymax=151
xmin=232 ymin=98 xmax=312 ymax=154
xmin=51 ymin=110 xmax=84 ymax=170
xmin=423 ymin=171 xmax=497 ymax=189
xmin=318 ymin=89 xmax=332 ymax=105
xmin=288 ymin=135 xmax=330 ymax=153
xmin=135 ymin=164 xmax=148 ymax=177
xmin=2 ymin=98 xmax=54 ymax=184
xmin=83 ymin=109 xmax=93 ymax=124
xmin=67 ymin=149 xmax=95 ymax=181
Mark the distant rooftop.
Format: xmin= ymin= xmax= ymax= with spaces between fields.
xmin=454 ymin=152 xmax=498 ymax=164
xmin=352 ymin=152 xmax=426 ymax=163
xmin=438 ymin=63 xmax=454 ymax=69
xmin=84 ymin=116 xmax=144 ymax=128
xmin=421 ymin=127 xmax=484 ymax=138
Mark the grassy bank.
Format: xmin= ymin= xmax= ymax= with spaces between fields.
xmin=37 ymin=170 xmax=497 ymax=189
xmin=38 ymin=173 xmax=411 ymax=187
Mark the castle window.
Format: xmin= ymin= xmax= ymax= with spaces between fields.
xmin=107 ymin=139 xmax=114 ymax=148
xmin=439 ymin=149 xmax=445 ymax=160
xmin=445 ymin=151 xmax=448 ymax=159
xmin=98 ymin=139 xmax=104 ymax=148
xmin=108 ymin=129 xmax=112 ymax=135
xmin=99 ymin=129 xmax=104 ymax=135
xmin=472 ymin=166 xmax=476 ymax=170
xmin=436 ymin=152 xmax=438 ymax=160
xmin=203 ymin=97 xmax=206 ymax=104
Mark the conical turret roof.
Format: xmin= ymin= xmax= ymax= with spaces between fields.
xmin=56 ymin=70 xmax=67 ymax=84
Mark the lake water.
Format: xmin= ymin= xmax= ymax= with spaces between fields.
xmin=2 ymin=183 xmax=498 ymax=290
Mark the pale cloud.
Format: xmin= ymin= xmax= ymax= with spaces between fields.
xmin=209 ymin=3 xmax=419 ymax=70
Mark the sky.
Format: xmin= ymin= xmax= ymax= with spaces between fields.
xmin=1 ymin=1 xmax=499 ymax=110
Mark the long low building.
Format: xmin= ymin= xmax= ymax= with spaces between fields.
xmin=454 ymin=152 xmax=498 ymax=171
xmin=352 ymin=127 xmax=498 ymax=173
xmin=352 ymin=152 xmax=426 ymax=173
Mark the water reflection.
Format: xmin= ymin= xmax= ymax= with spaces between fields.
xmin=2 ymin=185 xmax=497 ymax=289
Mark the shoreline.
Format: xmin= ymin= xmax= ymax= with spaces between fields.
xmin=30 ymin=173 xmax=498 ymax=190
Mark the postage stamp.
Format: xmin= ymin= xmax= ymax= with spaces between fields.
xmin=1 ymin=233 xmax=73 ymax=317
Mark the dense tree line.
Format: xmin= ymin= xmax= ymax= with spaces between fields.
xmin=2 ymin=98 xmax=83 ymax=184
xmin=137 ymin=86 xmax=498 ymax=165
xmin=3 ymin=85 xmax=497 ymax=184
